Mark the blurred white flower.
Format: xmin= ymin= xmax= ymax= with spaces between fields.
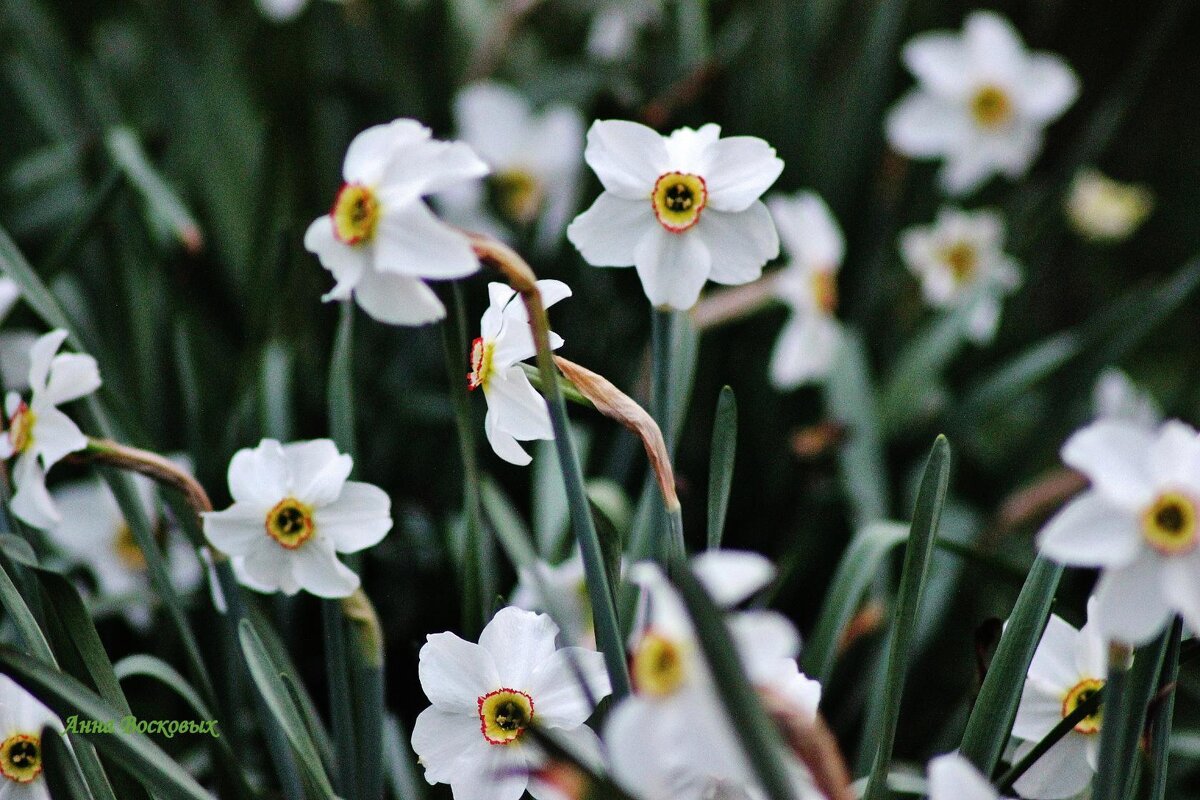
xmin=511 ymin=548 xmax=625 ymax=649
xmin=900 ymin=207 xmax=1021 ymax=343
xmin=410 ymin=606 xmax=611 ymax=800
xmin=0 ymin=277 xmax=19 ymax=321
xmin=886 ymin=11 xmax=1079 ymax=195
xmin=470 ymin=280 xmax=570 ymax=466
xmin=304 ymin=119 xmax=488 ymax=326
xmin=1038 ymin=419 xmax=1200 ymax=645
xmin=586 ymin=0 xmax=661 ymax=62
xmin=203 ymin=439 xmax=392 ymax=598
xmin=568 ymin=120 xmax=783 ymax=310
xmin=1010 ymin=601 xmax=1106 ymax=799
xmin=0 ymin=329 xmax=101 ymax=529
xmin=441 ymin=83 xmax=585 ymax=252
xmin=0 ymin=331 xmax=40 ymax=394
xmin=255 ymin=0 xmax=308 ymax=22
xmin=766 ymin=191 xmax=845 ymax=390
xmin=47 ymin=470 xmax=202 ymax=630
xmin=1066 ymin=169 xmax=1153 ymax=243
xmin=926 ymin=753 xmax=1005 ymax=800
xmin=0 ymin=675 xmax=60 ymax=800
xmin=1093 ymin=368 xmax=1159 ymax=428
xmin=606 ymin=552 xmax=821 ymax=800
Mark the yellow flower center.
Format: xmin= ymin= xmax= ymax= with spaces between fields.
xmin=6 ymin=402 xmax=35 ymax=455
xmin=113 ymin=524 xmax=148 ymax=571
xmin=331 ymin=183 xmax=381 ymax=245
xmin=631 ymin=631 xmax=688 ymax=697
xmin=938 ymin=241 xmax=979 ymax=284
xmin=1141 ymin=491 xmax=1198 ymax=555
xmin=468 ymin=337 xmax=496 ymax=392
xmin=477 ymin=688 xmax=534 ymax=744
xmin=490 ymin=169 xmax=544 ymax=226
xmin=970 ymin=84 xmax=1014 ymax=130
xmin=0 ymin=733 xmax=42 ymax=784
xmin=651 ymin=172 xmax=707 ymax=233
xmin=1061 ymin=678 xmax=1105 ymax=735
xmin=810 ymin=271 xmax=838 ymax=314
xmin=265 ymin=498 xmax=315 ymax=550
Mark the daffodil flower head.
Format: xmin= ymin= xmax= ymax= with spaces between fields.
xmin=0 ymin=329 xmax=101 ymax=529
xmin=885 ymin=11 xmax=1079 ymax=195
xmin=1066 ymin=169 xmax=1153 ymax=243
xmin=0 ymin=674 xmax=61 ymax=800
xmin=469 ymin=280 xmax=571 ymax=466
xmin=202 ymin=439 xmax=392 ymax=598
xmin=900 ymin=207 xmax=1021 ymax=344
xmin=766 ymin=191 xmax=845 ymax=390
xmin=304 ymin=119 xmax=489 ymax=326
xmin=926 ymin=753 xmax=1006 ymax=800
xmin=1010 ymin=600 xmax=1107 ymax=798
xmin=410 ymin=606 xmax=611 ymax=800
xmin=1038 ymin=419 xmax=1200 ymax=645
xmin=567 ymin=120 xmax=783 ymax=310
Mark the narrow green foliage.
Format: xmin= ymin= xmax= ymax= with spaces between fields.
xmin=959 ymin=557 xmax=1064 ymax=775
xmin=104 ymin=127 xmax=202 ymax=252
xmin=39 ymin=724 xmax=94 ymax=800
xmin=671 ymin=567 xmax=798 ymax=800
xmin=824 ymin=328 xmax=889 ymax=526
xmin=997 ymin=686 xmax=1104 ymax=793
xmin=328 ymin=300 xmax=357 ymax=457
xmin=862 ymin=435 xmax=951 ymax=800
xmin=0 ymin=549 xmax=56 ymax=663
xmin=383 ymin=714 xmax=427 ymax=800
xmin=707 ymin=386 xmax=737 ymax=550
xmin=321 ymin=601 xmax=359 ymax=800
xmin=1094 ymin=632 xmax=1171 ymax=800
xmin=1148 ymin=619 xmax=1183 ymax=800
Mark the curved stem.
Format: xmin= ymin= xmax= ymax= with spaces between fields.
xmin=82 ymin=437 xmax=213 ymax=515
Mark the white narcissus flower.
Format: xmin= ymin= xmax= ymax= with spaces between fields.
xmin=0 ymin=674 xmax=61 ymax=800
xmin=886 ymin=11 xmax=1079 ymax=195
xmin=410 ymin=606 xmax=611 ymax=800
xmin=443 ymin=83 xmax=585 ymax=252
xmin=1092 ymin=368 xmax=1159 ymax=428
xmin=567 ymin=120 xmax=783 ymax=310
xmin=304 ymin=119 xmax=489 ymax=326
xmin=202 ymin=439 xmax=392 ymax=598
xmin=1038 ymin=419 xmax=1200 ymax=645
xmin=48 ymin=470 xmax=203 ymax=630
xmin=900 ymin=207 xmax=1021 ymax=343
xmin=926 ymin=753 xmax=1006 ymax=800
xmin=469 ymin=280 xmax=571 ymax=466
xmin=1066 ymin=169 xmax=1153 ymax=243
xmin=511 ymin=549 xmax=626 ymax=649
xmin=586 ymin=0 xmax=661 ymax=62
xmin=0 ymin=329 xmax=101 ymax=529
xmin=1010 ymin=603 xmax=1106 ymax=799
xmin=766 ymin=191 xmax=845 ymax=390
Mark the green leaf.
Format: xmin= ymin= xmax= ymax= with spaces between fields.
xmin=383 ymin=714 xmax=427 ymax=800
xmin=1148 ymin=620 xmax=1183 ymax=800
xmin=1093 ymin=631 xmax=1171 ymax=800
xmin=40 ymin=723 xmax=95 ymax=800
xmin=328 ymin=300 xmax=357 ymax=457
xmin=0 ymin=647 xmax=212 ymax=800
xmin=707 ymin=386 xmax=737 ymax=550
xmin=260 ymin=340 xmax=295 ymax=441
xmin=862 ymin=435 xmax=951 ymax=800
xmin=958 ymin=556 xmax=1063 ymax=775
xmin=0 ymin=548 xmax=56 ymax=664
xmin=103 ymin=127 xmax=202 ymax=253
xmin=824 ymin=328 xmax=890 ymax=526
xmin=880 ymin=311 xmax=969 ymax=434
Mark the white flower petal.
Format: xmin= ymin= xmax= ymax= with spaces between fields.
xmin=566 ymin=192 xmax=656 ymax=267
xmin=962 ymin=11 xmax=1026 ymax=82
xmin=291 ymin=539 xmax=360 ymax=598
xmin=203 ymin=506 xmax=270 ymax=555
xmin=1147 ymin=420 xmax=1200 ymax=493
xmin=32 ymin=405 xmax=88 ymax=469
xmin=26 ymin=329 xmax=69 ymax=395
xmin=525 ymin=646 xmax=610 ymax=728
xmin=419 ymin=632 xmax=500 ymax=713
xmin=885 ymin=93 xmax=968 ymax=158
xmin=927 ymin=753 xmax=998 ymax=800
xmin=633 ymin=227 xmax=712 ymax=310
xmin=699 ymin=204 xmax=779 ymax=286
xmin=41 ymin=353 xmax=100 ymax=407
xmin=227 ymin=440 xmax=289 ymax=507
xmin=372 ymin=201 xmax=480 ymax=279
xmin=1036 ymin=491 xmax=1139 ymax=567
xmin=454 ymin=83 xmax=530 ymax=166
xmin=343 ymin=119 xmax=428 ymax=185
xmin=1011 ymin=734 xmax=1094 ymax=800
xmin=382 ymin=137 xmax=490 ymax=199
xmin=238 ymin=543 xmax=292 ymax=594
xmin=1027 ymin=614 xmax=1083 ymax=689
xmin=313 ymin=481 xmax=393 ymax=553
xmin=487 ymin=369 xmax=553 ymax=441
xmin=279 ymin=439 xmax=351 ymax=506
xmin=770 ymin=314 xmax=839 ymax=390
xmin=485 ymin=410 xmax=534 ymax=466
xmin=701 ymin=137 xmax=784 ymax=212
xmin=690 ymin=550 xmax=775 ymax=606
xmin=1019 ymin=54 xmax=1079 ymax=122
xmin=939 ymin=146 xmax=1001 ymax=195
xmin=1061 ymin=420 xmax=1156 ymax=509
xmin=902 ymin=33 xmax=972 ymax=98
xmin=10 ymin=453 xmax=59 ymax=529
xmin=354 ymin=269 xmax=446 ymax=326
xmin=769 ymin=191 xmax=844 ymax=270
xmin=729 ymin=610 xmax=801 ymax=672
xmin=410 ymin=706 xmax=485 ymax=784
xmin=1092 ymin=555 xmax=1173 ymax=646
xmin=306 ymin=216 xmax=366 ymax=300
xmin=448 ymin=738 xmax=530 ymax=800
xmin=1162 ymin=553 xmax=1200 ymax=639
xmin=1012 ymin=676 xmax=1067 ymax=741
xmin=478 ymin=606 xmax=560 ymax=689
xmin=583 ymin=120 xmax=669 ymax=199
xmin=663 ymin=124 xmax=722 ymax=174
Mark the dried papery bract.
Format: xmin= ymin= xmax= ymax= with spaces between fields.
xmin=760 ymin=687 xmax=853 ymax=800
xmin=553 ymin=355 xmax=678 ymax=512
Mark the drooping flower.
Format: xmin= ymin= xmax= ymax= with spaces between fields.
xmin=1010 ymin=602 xmax=1106 ymax=799
xmin=765 ymin=191 xmax=845 ymax=390
xmin=886 ymin=11 xmax=1079 ymax=195
xmin=567 ymin=120 xmax=783 ymax=310
xmin=0 ymin=674 xmax=61 ymax=800
xmin=47 ymin=468 xmax=202 ymax=630
xmin=1092 ymin=368 xmax=1158 ymax=428
xmin=926 ymin=753 xmax=1006 ymax=800
xmin=1066 ymin=169 xmax=1153 ymax=243
xmin=0 ymin=329 xmax=101 ymax=529
xmin=202 ymin=439 xmax=392 ymax=598
xmin=441 ymin=83 xmax=584 ymax=252
xmin=469 ymin=280 xmax=571 ymax=466
xmin=900 ymin=207 xmax=1021 ymax=343
xmin=1038 ymin=419 xmax=1200 ymax=645
xmin=304 ymin=119 xmax=488 ymax=326
xmin=410 ymin=606 xmax=611 ymax=800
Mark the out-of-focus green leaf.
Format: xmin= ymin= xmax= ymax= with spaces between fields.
xmin=383 ymin=713 xmax=427 ymax=800
xmin=825 ymin=328 xmax=890 ymax=526
xmin=707 ymin=386 xmax=737 ymax=550
xmin=40 ymin=723 xmax=93 ymax=800
xmin=104 ymin=127 xmax=202 ymax=253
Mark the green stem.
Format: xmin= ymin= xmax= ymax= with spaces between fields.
xmin=1092 ymin=647 xmax=1133 ymax=800
xmin=997 ymin=687 xmax=1104 ymax=792
xmin=651 ymin=308 xmax=685 ymax=560
xmin=441 ymin=284 xmax=488 ymax=636
xmin=1148 ymin=618 xmax=1183 ymax=800
xmin=322 ymin=601 xmax=359 ymax=800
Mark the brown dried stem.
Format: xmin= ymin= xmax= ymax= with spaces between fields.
xmin=761 ymin=688 xmax=854 ymax=800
